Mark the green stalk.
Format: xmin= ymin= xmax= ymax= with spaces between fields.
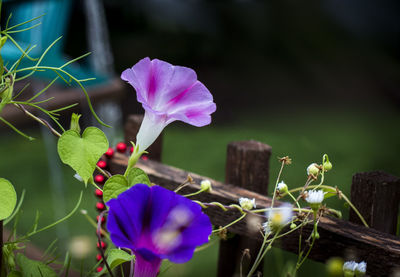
xmin=0 ymin=220 xmax=3 ymax=275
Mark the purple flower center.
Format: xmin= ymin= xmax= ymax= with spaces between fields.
xmin=107 ymin=184 xmax=212 ymax=277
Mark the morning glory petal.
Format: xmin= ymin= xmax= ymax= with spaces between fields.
xmin=107 ymin=184 xmax=212 ymax=277
xmin=121 ymin=57 xmax=216 ymax=151
xmin=107 ymin=184 xmax=151 ymax=250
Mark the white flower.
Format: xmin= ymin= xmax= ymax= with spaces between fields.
xmin=355 ymin=261 xmax=366 ymax=275
xmin=239 ymin=198 xmax=256 ymax=210
xmin=343 ymin=261 xmax=358 ymax=272
xmin=277 ymin=181 xmax=288 ymax=192
xmin=305 ymin=190 xmax=325 ymax=204
xmin=265 ymin=203 xmax=293 ymax=232
xmin=262 ymin=221 xmax=271 ymax=234
xmin=343 ymin=261 xmax=366 ymax=276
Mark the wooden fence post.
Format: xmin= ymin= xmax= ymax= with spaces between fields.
xmin=217 ymin=140 xmax=272 ymax=277
xmin=124 ymin=114 xmax=163 ymax=162
xmin=349 ymin=171 xmax=400 ymax=235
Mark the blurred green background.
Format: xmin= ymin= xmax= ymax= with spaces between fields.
xmin=0 ymin=109 xmax=398 ymax=276
xmin=1 ymin=0 xmax=400 ymax=276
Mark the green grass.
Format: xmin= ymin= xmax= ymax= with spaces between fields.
xmin=0 ymin=109 xmax=399 ymax=276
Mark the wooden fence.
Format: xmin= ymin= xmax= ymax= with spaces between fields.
xmin=109 ymin=115 xmax=400 ymax=276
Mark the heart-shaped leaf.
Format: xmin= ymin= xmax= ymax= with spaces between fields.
xmin=103 ymin=168 xmax=151 ymax=204
xmin=103 ymin=175 xmax=129 ymax=204
xmin=57 ymin=127 xmax=108 ymax=184
xmin=127 ymin=168 xmax=150 ymax=187
xmin=0 ymin=178 xmax=16 ymax=220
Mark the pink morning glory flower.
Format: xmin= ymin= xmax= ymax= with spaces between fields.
xmin=107 ymin=184 xmax=212 ymax=277
xmin=121 ymin=57 xmax=216 ymax=152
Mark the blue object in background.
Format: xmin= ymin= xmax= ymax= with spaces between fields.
xmin=2 ymin=0 xmax=108 ymax=86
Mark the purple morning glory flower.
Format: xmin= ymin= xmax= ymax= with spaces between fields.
xmin=107 ymin=184 xmax=212 ymax=277
xmin=121 ymin=58 xmax=216 ymax=152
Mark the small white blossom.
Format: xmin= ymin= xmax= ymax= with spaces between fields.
xmin=265 ymin=203 xmax=293 ymax=232
xmin=74 ymin=173 xmax=83 ymax=182
xmin=277 ymin=181 xmax=288 ymax=192
xmin=343 ymin=261 xmax=358 ymax=272
xmin=355 ymin=261 xmax=367 ymax=275
xmin=239 ymin=198 xmax=256 ymax=210
xmin=305 ymin=190 xmax=325 ymax=204
xmin=262 ymin=221 xmax=271 ymax=234
xmin=343 ymin=261 xmax=366 ymax=276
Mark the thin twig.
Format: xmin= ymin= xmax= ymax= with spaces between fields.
xmin=97 ymin=211 xmax=114 ymax=277
xmin=14 ymin=103 xmax=61 ymax=137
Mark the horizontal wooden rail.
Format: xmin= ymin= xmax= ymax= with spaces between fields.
xmin=109 ymin=153 xmax=400 ymax=276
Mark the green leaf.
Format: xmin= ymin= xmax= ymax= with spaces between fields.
xmin=57 ymin=127 xmax=108 ymax=184
xmin=103 ymin=175 xmax=129 ymax=204
xmin=93 ymin=249 xmax=135 ymax=277
xmin=103 ymin=168 xmax=150 ymax=204
xmin=126 ymin=168 xmax=151 ymax=187
xmin=106 ymin=249 xmax=134 ymax=270
xmin=7 ymin=271 xmax=22 ymax=277
xmin=0 ymin=178 xmax=17 ymax=220
xmin=322 ymin=187 xmax=337 ymax=199
xmin=16 ymin=253 xmax=57 ymax=277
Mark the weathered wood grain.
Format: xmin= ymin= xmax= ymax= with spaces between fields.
xmin=109 ymin=153 xmax=400 ymax=276
xmin=349 ymin=171 xmax=400 ymax=235
xmin=218 ymin=141 xmax=272 ymax=277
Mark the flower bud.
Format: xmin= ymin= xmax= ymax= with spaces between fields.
xmin=323 ymin=161 xmax=333 ymax=172
xmin=307 ymin=163 xmax=319 ymax=177
xmin=239 ymin=197 xmax=256 ymax=210
xmin=70 ymin=113 xmax=82 ymax=134
xmin=200 ymin=179 xmax=212 ymax=192
xmin=322 ymin=154 xmax=333 ymax=172
xmin=277 ymin=181 xmax=288 ymax=193
xmin=290 ymin=222 xmax=297 ymax=229
xmin=312 ymin=230 xmax=320 ymax=239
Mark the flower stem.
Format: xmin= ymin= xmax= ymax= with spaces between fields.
xmin=212 ymin=213 xmax=246 ymax=234
xmin=340 ymin=193 xmax=369 ymax=227
xmin=183 ymin=188 xmax=207 ymax=197
xmin=287 ymin=191 xmax=301 ymax=210
xmin=124 ymin=146 xmax=144 ymax=176
xmin=0 ymin=220 xmax=3 ymax=275
xmin=247 ymin=230 xmax=280 ymax=277
xmin=134 ymin=254 xmax=162 ymax=277
xmin=271 ymin=161 xmax=286 ymax=208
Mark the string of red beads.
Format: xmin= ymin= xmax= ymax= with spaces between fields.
xmin=93 ymin=141 xmax=150 ymax=271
